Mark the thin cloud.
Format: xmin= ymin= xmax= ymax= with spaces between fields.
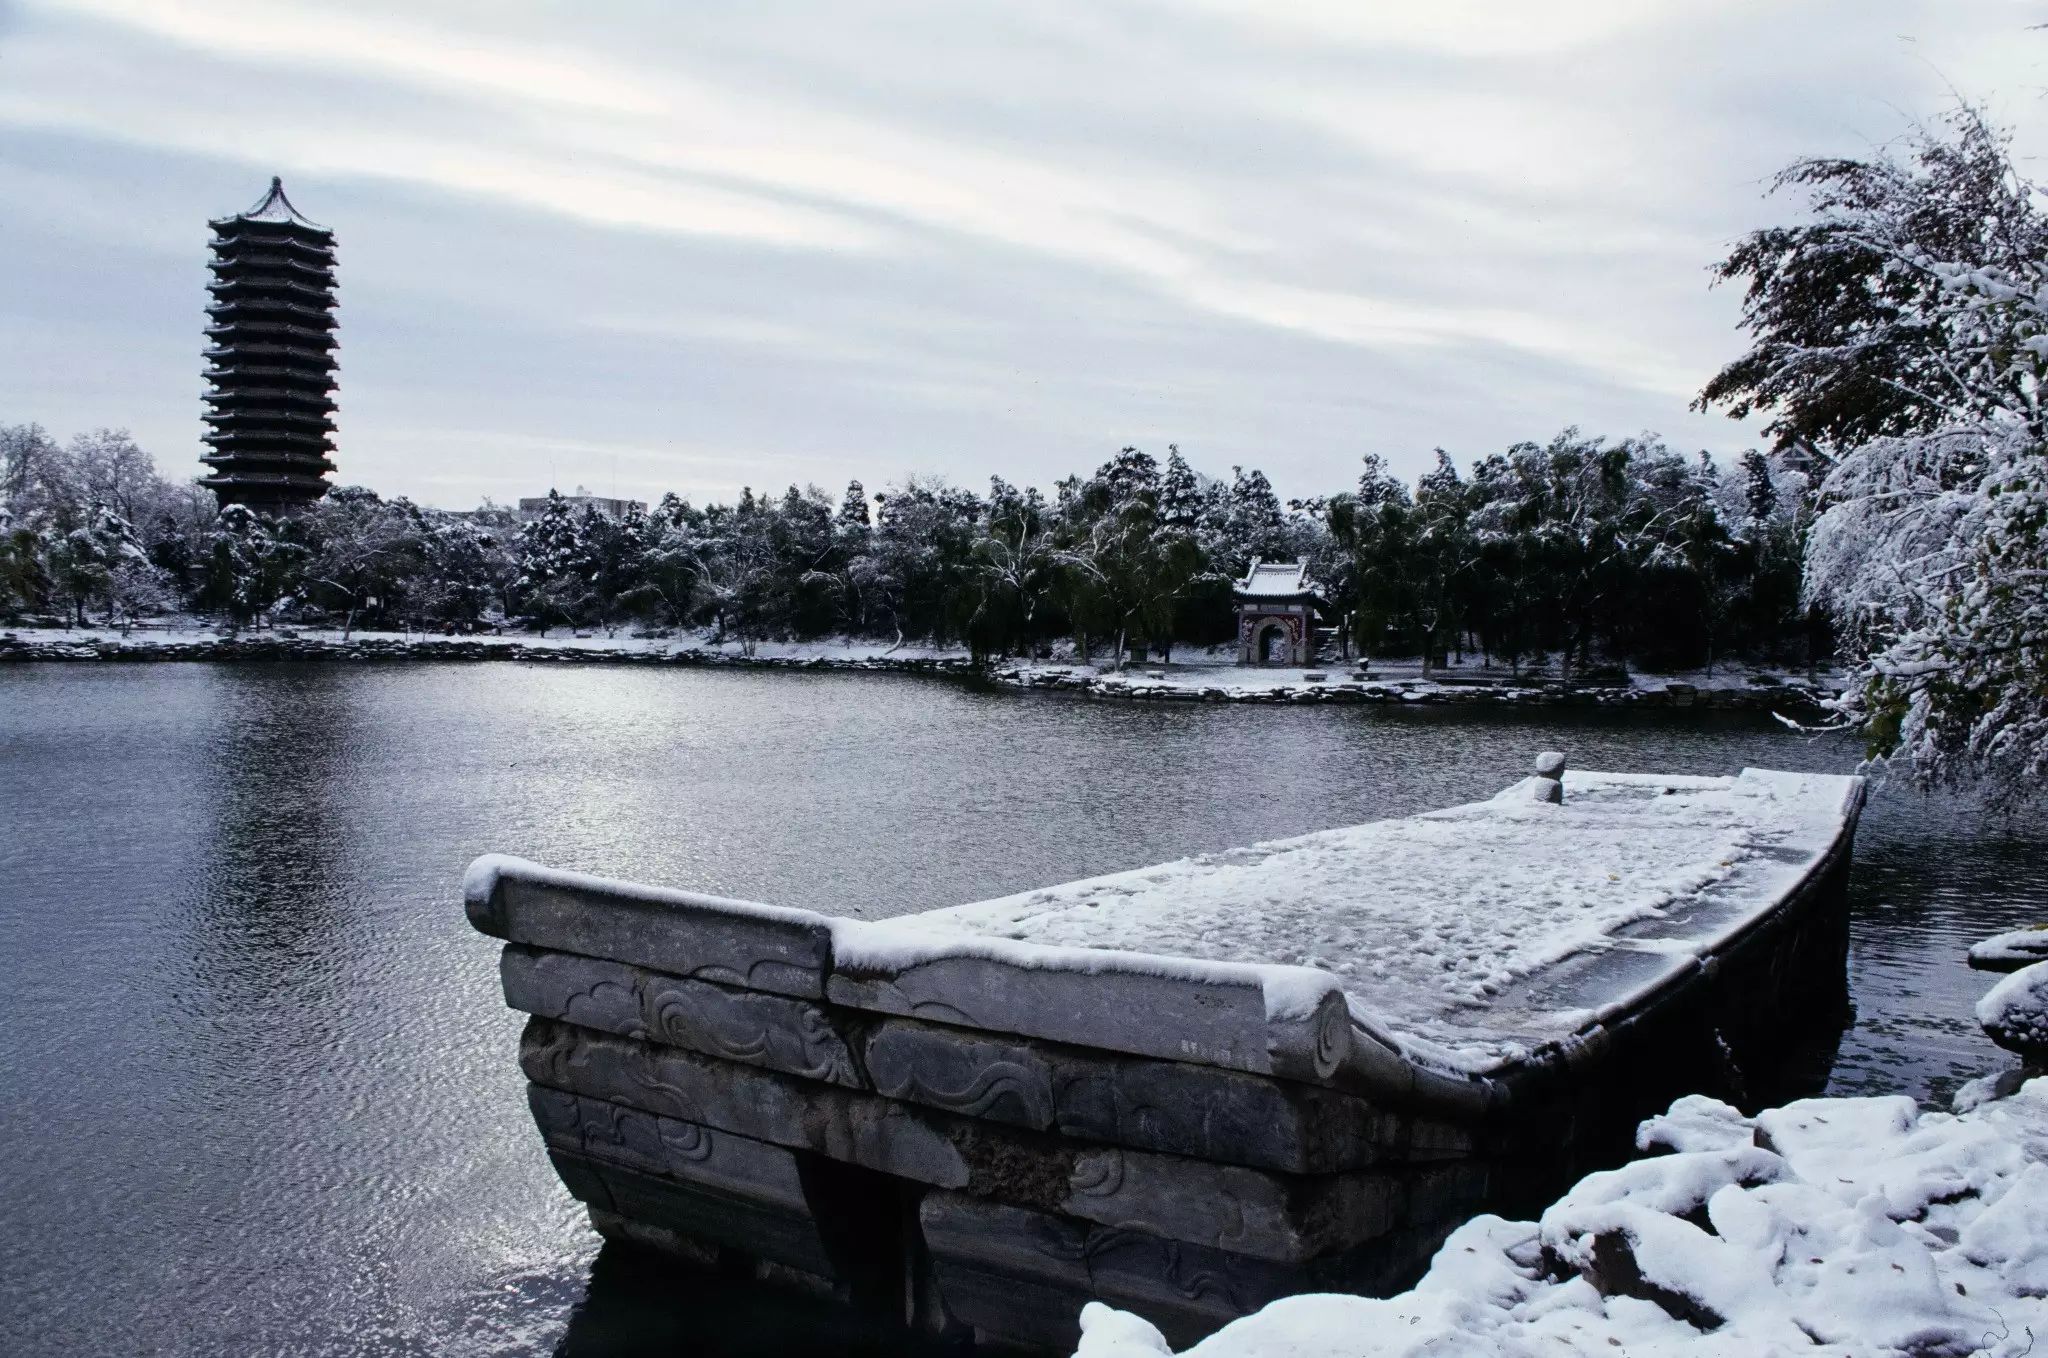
xmin=1 ymin=0 xmax=2040 ymax=506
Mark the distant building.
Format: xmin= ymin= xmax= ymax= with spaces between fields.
xmin=1234 ymin=559 xmax=1325 ymax=665
xmin=202 ymin=177 xmax=338 ymax=510
xmin=516 ymin=487 xmax=648 ymax=522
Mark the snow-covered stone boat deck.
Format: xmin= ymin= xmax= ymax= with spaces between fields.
xmin=881 ymin=768 xmax=1865 ymax=1078
xmin=465 ymin=762 xmax=1865 ymax=1351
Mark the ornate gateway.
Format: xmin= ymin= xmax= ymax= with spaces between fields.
xmin=1233 ymin=559 xmax=1323 ymax=665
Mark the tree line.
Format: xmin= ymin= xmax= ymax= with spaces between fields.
xmin=1 ymin=422 xmax=1812 ymax=675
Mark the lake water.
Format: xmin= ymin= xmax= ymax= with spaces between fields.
xmin=2 ymin=663 xmax=2041 ymax=1357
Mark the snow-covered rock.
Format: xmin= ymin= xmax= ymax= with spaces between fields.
xmin=1969 ymin=927 xmax=2048 ymax=972
xmin=1978 ymin=963 xmax=2048 ymax=1063
xmin=1072 ymin=1080 xmax=2048 ymax=1358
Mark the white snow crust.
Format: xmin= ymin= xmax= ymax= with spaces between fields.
xmin=829 ymin=920 xmax=1345 ymax=1022
xmin=886 ymin=769 xmax=1858 ymax=1063
xmin=461 ymin=852 xmax=832 ymax=927
xmin=1234 ymin=560 xmax=1316 ymax=598
xmin=1970 ymin=927 xmax=2048 ymax=970
xmin=1075 ymin=1080 xmax=2048 ymax=1358
xmin=1977 ymin=963 xmax=2048 ymax=1059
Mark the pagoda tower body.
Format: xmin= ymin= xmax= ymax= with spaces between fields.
xmin=202 ymin=177 xmax=337 ymax=509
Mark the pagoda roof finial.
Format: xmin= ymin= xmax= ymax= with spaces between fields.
xmin=214 ymin=176 xmax=329 ymax=232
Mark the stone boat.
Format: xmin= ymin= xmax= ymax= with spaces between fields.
xmin=464 ymin=762 xmax=1866 ymax=1351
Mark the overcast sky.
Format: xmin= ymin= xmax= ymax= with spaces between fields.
xmin=2 ymin=2 xmax=2044 ymax=509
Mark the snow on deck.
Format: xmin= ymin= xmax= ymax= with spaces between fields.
xmin=894 ymin=769 xmax=1861 ymax=1068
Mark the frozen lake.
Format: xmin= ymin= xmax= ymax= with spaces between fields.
xmin=2 ymin=662 xmax=2041 ymax=1356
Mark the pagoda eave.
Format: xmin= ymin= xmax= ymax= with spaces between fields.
xmin=206 ymin=344 xmax=337 ymax=366
xmin=207 ymin=311 xmax=337 ymax=325
xmin=205 ymin=326 xmax=338 ymax=349
xmin=209 ymin=257 xmax=336 ymax=282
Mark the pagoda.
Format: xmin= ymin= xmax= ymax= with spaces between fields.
xmin=202 ymin=177 xmax=337 ymax=509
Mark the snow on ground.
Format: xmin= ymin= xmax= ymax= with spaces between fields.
xmin=889 ymin=769 xmax=1856 ymax=1066
xmin=1002 ymin=648 xmax=1838 ymax=698
xmin=1076 ymin=1078 xmax=2048 ymax=1358
xmin=0 ymin=623 xmax=967 ymax=663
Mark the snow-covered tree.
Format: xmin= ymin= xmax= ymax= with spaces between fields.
xmin=301 ymin=488 xmax=415 ymax=637
xmin=1699 ymin=108 xmax=2047 ymax=463
xmin=0 ymin=423 xmax=73 ymax=527
xmin=1717 ymin=109 xmax=2048 ymax=805
xmin=630 ymin=510 xmax=700 ymax=628
xmin=1056 ymin=449 xmax=1213 ymax=668
xmin=835 ymin=480 xmax=871 ymax=532
xmin=1412 ymin=452 xmax=1474 ymax=667
xmin=1159 ymin=445 xmax=1204 ymax=529
xmin=43 ymin=504 xmax=133 ymax=625
xmin=1217 ymin=465 xmax=1289 ymax=573
xmin=409 ymin=506 xmax=508 ymax=629
xmin=694 ymin=489 xmax=784 ymax=651
xmin=514 ymin=490 xmax=596 ymax=634
xmin=970 ymin=476 xmax=1057 ymax=659
xmin=0 ymin=503 xmax=46 ymax=617
xmin=859 ymin=477 xmax=983 ymax=649
xmin=199 ymin=505 xmax=307 ymax=627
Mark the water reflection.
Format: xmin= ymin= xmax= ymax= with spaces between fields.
xmin=0 ymin=663 xmax=2039 ymax=1356
xmin=554 ymin=1243 xmax=946 ymax=1358
xmin=176 ymin=667 xmax=355 ymax=1085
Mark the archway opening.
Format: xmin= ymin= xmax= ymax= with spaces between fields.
xmin=1258 ymin=623 xmax=1289 ymax=665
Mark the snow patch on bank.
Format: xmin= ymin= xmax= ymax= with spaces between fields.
xmin=1076 ymin=1081 xmax=2048 ymax=1358
xmin=1001 ymin=651 xmax=1841 ymax=699
xmin=0 ymin=624 xmax=970 ymax=663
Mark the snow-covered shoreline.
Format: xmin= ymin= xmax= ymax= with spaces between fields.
xmin=996 ymin=658 xmax=1835 ymax=713
xmin=0 ymin=627 xmax=1836 ymax=712
xmin=0 ymin=625 xmax=978 ymax=676
xmin=1073 ymin=942 xmax=2048 ymax=1358
xmin=1078 ymin=1073 xmax=2048 ymax=1358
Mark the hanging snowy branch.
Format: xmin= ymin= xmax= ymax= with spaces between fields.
xmin=1721 ymin=109 xmax=2048 ymax=807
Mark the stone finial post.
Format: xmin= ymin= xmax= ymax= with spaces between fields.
xmin=1532 ymin=751 xmax=1566 ymax=804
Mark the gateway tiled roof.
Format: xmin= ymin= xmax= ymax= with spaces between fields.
xmin=1235 ymin=559 xmax=1317 ymax=599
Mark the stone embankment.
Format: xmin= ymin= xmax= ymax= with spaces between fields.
xmin=993 ymin=666 xmax=1835 ymax=714
xmin=0 ymin=631 xmax=975 ymax=677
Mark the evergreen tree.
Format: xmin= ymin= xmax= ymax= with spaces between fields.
xmin=1160 ymin=445 xmax=1203 ymax=528
xmin=836 ymin=480 xmax=871 ymax=530
xmin=1220 ymin=465 xmax=1287 ymax=572
xmin=514 ymin=490 xmax=595 ymax=634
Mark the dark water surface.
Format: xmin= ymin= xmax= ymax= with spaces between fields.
xmin=2 ymin=663 xmax=2041 ymax=1356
